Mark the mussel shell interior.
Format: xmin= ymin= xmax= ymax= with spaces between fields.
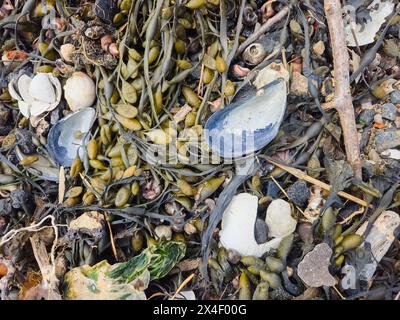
xmin=47 ymin=107 xmax=96 ymax=167
xmin=204 ymin=79 xmax=287 ymax=159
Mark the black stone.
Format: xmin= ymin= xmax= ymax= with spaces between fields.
xmin=287 ymin=181 xmax=310 ymax=207
xmin=254 ymin=218 xmax=269 ymax=244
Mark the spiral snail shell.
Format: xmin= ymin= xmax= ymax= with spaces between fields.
xmin=242 ymin=43 xmax=266 ymax=65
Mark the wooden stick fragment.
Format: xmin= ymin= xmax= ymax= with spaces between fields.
xmin=267 ymin=158 xmax=369 ymax=207
xmin=324 ymin=0 xmax=362 ymax=179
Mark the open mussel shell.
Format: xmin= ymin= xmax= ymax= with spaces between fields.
xmin=15 ymin=146 xmax=59 ymax=181
xmin=47 ymin=107 xmax=96 ymax=167
xmin=204 ymin=78 xmax=287 ymax=159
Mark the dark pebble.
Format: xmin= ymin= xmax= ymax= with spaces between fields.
xmin=358 ymin=109 xmax=375 ymax=125
xmin=287 ymin=181 xmax=310 ymax=207
xmin=254 ymin=218 xmax=269 ymax=244
xmin=381 ymin=103 xmax=397 ymax=121
xmin=390 ymin=90 xmax=400 ymax=105
xmin=265 ymin=180 xmax=280 ymax=198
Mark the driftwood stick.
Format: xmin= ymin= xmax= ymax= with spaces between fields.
xmin=324 ymin=0 xmax=362 ymax=180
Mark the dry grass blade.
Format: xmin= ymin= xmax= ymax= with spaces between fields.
xmin=170 ymin=273 xmax=195 ymax=300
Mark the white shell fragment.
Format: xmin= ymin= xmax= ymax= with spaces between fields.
xmin=356 ymin=211 xmax=400 ymax=285
xmin=253 ymin=62 xmax=290 ymax=89
xmin=303 ymin=186 xmax=325 ymax=223
xmin=265 ymin=199 xmax=297 ymax=238
xmin=380 ymin=149 xmax=400 ymax=160
xmin=344 ymin=0 xmax=395 ymax=47
xmin=8 ymin=73 xmax=62 ymax=124
xmin=64 ymin=72 xmax=96 ymax=111
xmin=298 ymin=243 xmax=337 ymax=288
xmin=219 ymin=193 xmax=283 ymax=257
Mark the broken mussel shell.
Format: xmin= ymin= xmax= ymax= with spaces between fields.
xmin=47 ymin=108 xmax=96 ymax=167
xmin=15 ymin=146 xmax=59 ymax=181
xmin=204 ymin=79 xmax=287 ymax=158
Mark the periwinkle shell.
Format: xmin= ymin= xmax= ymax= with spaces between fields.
xmin=47 ymin=108 xmax=96 ymax=167
xmin=204 ymin=78 xmax=287 ymax=159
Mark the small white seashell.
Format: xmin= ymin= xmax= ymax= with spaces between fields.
xmin=265 ymin=199 xmax=297 ymax=238
xmin=64 ymin=72 xmax=96 ymax=111
xmin=220 ymin=193 xmax=283 ymax=257
xmin=29 ymin=73 xmax=56 ymax=104
xmin=8 ymin=73 xmax=61 ymax=119
xmin=60 ymin=43 xmax=75 ymax=63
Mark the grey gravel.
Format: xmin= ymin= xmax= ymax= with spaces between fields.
xmin=359 ymin=109 xmax=375 ymax=125
xmin=375 ymin=129 xmax=400 ymax=152
xmin=390 ymin=90 xmax=400 ymax=105
xmin=381 ymin=103 xmax=397 ymax=121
